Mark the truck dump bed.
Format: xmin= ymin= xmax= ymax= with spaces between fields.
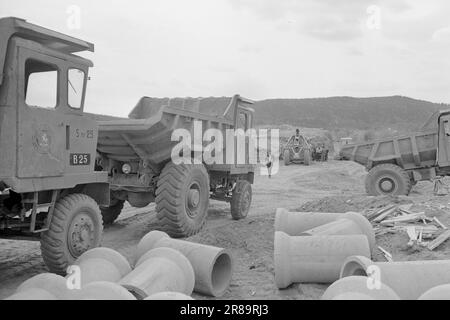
xmin=339 ymin=130 xmax=438 ymax=170
xmin=97 ymin=95 xmax=253 ymax=166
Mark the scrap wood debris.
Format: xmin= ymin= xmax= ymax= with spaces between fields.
xmin=366 ymin=204 xmax=450 ymax=250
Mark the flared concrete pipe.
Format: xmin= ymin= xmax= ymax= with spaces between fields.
xmin=16 ymin=273 xmax=70 ymax=299
xmin=120 ymin=247 xmax=195 ymax=299
xmin=340 ymin=256 xmax=450 ymax=300
xmin=144 ymin=292 xmax=194 ymax=300
xmin=136 ymin=230 xmax=233 ymax=297
xmin=72 ymin=258 xmax=123 ymax=285
xmin=418 ymin=284 xmax=450 ymax=300
xmin=5 ymin=288 xmax=57 ymax=300
xmin=75 ymin=247 xmax=132 ymax=277
xmin=321 ymin=276 xmax=400 ymax=300
xmin=301 ymin=212 xmax=376 ymax=253
xmin=332 ymin=292 xmax=374 ymax=300
xmin=274 ymin=232 xmax=370 ymax=288
xmin=74 ymin=281 xmax=136 ymax=300
xmin=274 ymin=208 xmax=342 ymax=236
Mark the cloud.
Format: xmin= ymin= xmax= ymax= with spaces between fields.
xmin=432 ymin=26 xmax=450 ymax=43
xmin=228 ymin=0 xmax=378 ymax=41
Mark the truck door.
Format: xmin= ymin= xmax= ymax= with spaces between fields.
xmin=16 ymin=46 xmax=66 ymax=178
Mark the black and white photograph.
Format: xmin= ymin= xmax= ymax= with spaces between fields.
xmin=1 ymin=0 xmax=450 ymax=308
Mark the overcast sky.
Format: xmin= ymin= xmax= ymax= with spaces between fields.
xmin=1 ymin=0 xmax=450 ymax=116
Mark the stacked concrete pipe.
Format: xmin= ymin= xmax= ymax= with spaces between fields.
xmin=75 ymin=281 xmax=136 ymax=300
xmin=6 ymin=288 xmax=57 ymax=300
xmin=144 ymin=292 xmax=194 ymax=300
xmin=72 ymin=247 xmax=132 ymax=286
xmin=300 ymin=212 xmax=376 ymax=253
xmin=136 ymin=230 xmax=233 ymax=297
xmin=340 ymin=255 xmax=450 ymax=300
xmin=418 ymin=284 xmax=450 ymax=300
xmin=275 ymin=209 xmax=375 ymax=251
xmin=120 ymin=247 xmax=195 ymax=299
xmin=274 ymin=232 xmax=371 ymax=288
xmin=275 ymin=208 xmax=342 ymax=235
xmin=321 ymin=276 xmax=400 ymax=300
xmin=14 ymin=273 xmax=71 ymax=299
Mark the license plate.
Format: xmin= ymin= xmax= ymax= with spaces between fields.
xmin=70 ymin=153 xmax=91 ymax=166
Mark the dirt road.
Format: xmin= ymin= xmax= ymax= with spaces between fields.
xmin=1 ymin=160 xmax=450 ymax=299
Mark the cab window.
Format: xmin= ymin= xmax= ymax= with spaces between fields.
xmin=25 ymin=59 xmax=58 ymax=108
xmin=68 ymin=68 xmax=85 ymax=109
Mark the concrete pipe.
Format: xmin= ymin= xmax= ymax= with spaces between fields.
xmin=16 ymin=273 xmax=70 ymax=300
xmin=340 ymin=256 xmax=450 ymax=300
xmin=144 ymin=292 xmax=194 ymax=300
xmin=332 ymin=292 xmax=374 ymax=300
xmin=75 ymin=247 xmax=132 ymax=277
xmin=120 ymin=247 xmax=195 ymax=299
xmin=274 ymin=232 xmax=370 ymax=288
xmin=274 ymin=208 xmax=342 ymax=236
xmin=321 ymin=276 xmax=400 ymax=300
xmin=136 ymin=230 xmax=233 ymax=297
xmin=74 ymin=258 xmax=123 ymax=285
xmin=5 ymin=288 xmax=57 ymax=300
xmin=418 ymin=284 xmax=450 ymax=300
xmin=301 ymin=212 xmax=376 ymax=253
xmin=73 ymin=281 xmax=136 ymax=300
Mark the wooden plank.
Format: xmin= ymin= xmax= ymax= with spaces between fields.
xmin=433 ymin=217 xmax=448 ymax=230
xmin=373 ymin=207 xmax=398 ymax=222
xmin=368 ymin=204 xmax=395 ymax=220
xmin=380 ymin=213 xmax=425 ymax=225
xmin=428 ymin=230 xmax=450 ymax=250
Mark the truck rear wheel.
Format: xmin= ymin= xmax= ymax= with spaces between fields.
xmin=40 ymin=194 xmax=103 ymax=274
xmin=365 ymin=164 xmax=412 ymax=196
xmin=284 ymin=150 xmax=290 ymax=166
xmin=155 ymin=162 xmax=210 ymax=238
xmin=100 ymin=198 xmax=125 ymax=225
xmin=230 ymin=180 xmax=252 ymax=220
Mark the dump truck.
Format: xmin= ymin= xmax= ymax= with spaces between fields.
xmin=96 ymin=95 xmax=256 ymax=237
xmin=339 ymin=110 xmax=450 ymax=196
xmin=0 ymin=17 xmax=109 ymax=273
xmin=0 ymin=17 xmax=256 ymax=274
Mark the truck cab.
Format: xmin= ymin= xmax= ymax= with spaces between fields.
xmin=0 ymin=17 xmax=108 ymax=274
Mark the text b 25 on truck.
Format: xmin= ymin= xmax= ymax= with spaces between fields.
xmin=0 ymin=17 xmax=255 ymax=274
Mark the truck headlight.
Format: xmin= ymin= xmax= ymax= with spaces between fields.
xmin=122 ymin=163 xmax=132 ymax=174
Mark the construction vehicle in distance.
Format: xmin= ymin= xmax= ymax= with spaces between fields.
xmin=339 ymin=110 xmax=450 ymax=196
xmin=0 ymin=17 xmax=256 ymax=273
xmin=0 ymin=17 xmax=109 ymax=274
xmin=96 ymin=96 xmax=256 ymax=237
xmin=283 ymin=131 xmax=312 ymax=166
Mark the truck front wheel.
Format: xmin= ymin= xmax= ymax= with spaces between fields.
xmin=365 ymin=164 xmax=412 ymax=196
xmin=40 ymin=194 xmax=103 ymax=274
xmin=155 ymin=162 xmax=210 ymax=238
xmin=230 ymin=180 xmax=252 ymax=220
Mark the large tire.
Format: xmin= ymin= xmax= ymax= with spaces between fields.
xmin=230 ymin=180 xmax=252 ymax=220
xmin=303 ymin=149 xmax=311 ymax=166
xmin=284 ymin=150 xmax=290 ymax=166
xmin=365 ymin=164 xmax=412 ymax=196
xmin=100 ymin=198 xmax=125 ymax=225
xmin=155 ymin=162 xmax=210 ymax=238
xmin=40 ymin=194 xmax=103 ymax=274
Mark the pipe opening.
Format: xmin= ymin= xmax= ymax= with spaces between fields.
xmin=122 ymin=285 xmax=147 ymax=300
xmin=211 ymin=253 xmax=232 ymax=296
xmin=341 ymin=261 xmax=367 ymax=277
